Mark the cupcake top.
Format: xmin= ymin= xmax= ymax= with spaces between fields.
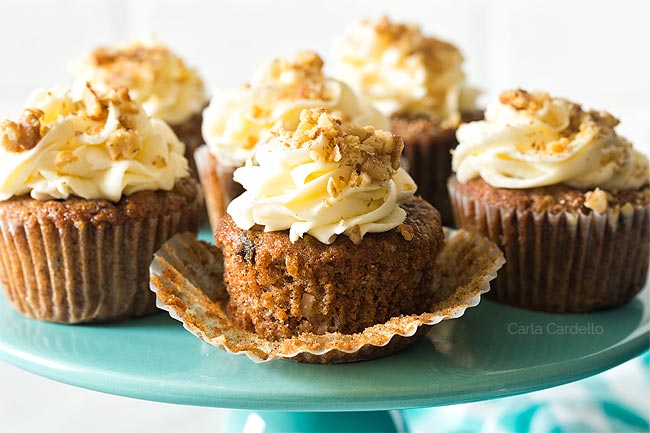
xmin=453 ymin=89 xmax=649 ymax=194
xmin=332 ymin=16 xmax=475 ymax=123
xmin=227 ymin=108 xmax=417 ymax=244
xmin=0 ymin=84 xmax=189 ymax=202
xmin=71 ymin=38 xmax=207 ymax=124
xmin=201 ymin=50 xmax=388 ymax=167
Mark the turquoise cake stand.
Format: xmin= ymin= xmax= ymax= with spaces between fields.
xmin=0 ymin=228 xmax=648 ymax=432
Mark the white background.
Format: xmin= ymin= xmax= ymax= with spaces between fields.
xmin=0 ymin=1 xmax=648 ymax=432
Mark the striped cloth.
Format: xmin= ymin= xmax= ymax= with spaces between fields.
xmin=402 ymin=351 xmax=650 ymax=433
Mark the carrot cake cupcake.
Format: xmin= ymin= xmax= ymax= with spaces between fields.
xmin=71 ymin=38 xmax=207 ymax=178
xmin=215 ymin=108 xmax=444 ymax=343
xmin=449 ymin=89 xmax=649 ymax=312
xmin=199 ymin=50 xmax=387 ymax=230
xmin=0 ymin=83 xmax=203 ymax=323
xmin=332 ymin=16 xmax=480 ymax=225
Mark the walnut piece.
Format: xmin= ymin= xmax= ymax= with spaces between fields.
xmin=286 ymin=108 xmax=403 ymax=184
xmin=584 ymin=188 xmax=609 ymax=214
xmin=106 ymin=129 xmax=141 ymax=160
xmin=0 ymin=108 xmax=44 ymax=153
xmin=398 ymin=223 xmax=414 ymax=241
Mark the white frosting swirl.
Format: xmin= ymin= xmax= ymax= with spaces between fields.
xmin=453 ymin=89 xmax=649 ymax=190
xmin=0 ymin=84 xmax=189 ymax=202
xmin=227 ymin=109 xmax=416 ymax=244
xmin=201 ymin=51 xmax=388 ymax=167
xmin=71 ymin=37 xmax=207 ymax=124
xmin=333 ymin=16 xmax=474 ymax=121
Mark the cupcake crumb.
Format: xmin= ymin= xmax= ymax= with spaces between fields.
xmin=584 ymin=188 xmax=609 ymax=213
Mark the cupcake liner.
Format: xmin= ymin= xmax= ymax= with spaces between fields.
xmin=170 ymin=109 xmax=204 ymax=180
xmin=448 ymin=178 xmax=650 ymax=312
xmin=393 ymin=111 xmax=483 ymax=226
xmin=194 ymin=145 xmax=244 ymax=231
xmin=399 ymin=126 xmax=457 ymax=225
xmin=0 ymin=189 xmax=203 ymax=324
xmin=149 ymin=229 xmax=505 ymax=364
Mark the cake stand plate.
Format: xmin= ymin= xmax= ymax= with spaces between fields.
xmin=0 ymin=229 xmax=648 ymax=432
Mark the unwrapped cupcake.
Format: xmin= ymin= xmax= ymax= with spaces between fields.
xmin=449 ymin=89 xmax=649 ymax=312
xmin=0 ymin=84 xmax=203 ymax=323
xmin=71 ymin=38 xmax=207 ymax=178
xmin=333 ymin=16 xmax=480 ymax=224
xmin=150 ymin=108 xmax=505 ymax=364
xmin=199 ymin=50 xmax=387 ymax=230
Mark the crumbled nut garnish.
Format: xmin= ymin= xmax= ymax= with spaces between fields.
xmin=500 ymin=88 xmax=624 ymax=154
xmin=0 ymin=108 xmax=45 ymax=153
xmin=106 ymin=129 xmax=141 ymax=160
xmin=152 ymin=155 xmax=167 ymax=168
xmin=398 ymin=223 xmax=414 ymax=241
xmin=83 ymin=83 xmax=105 ymax=120
xmin=326 ymin=177 xmax=340 ymax=198
xmin=371 ymin=16 xmax=462 ymax=72
xmin=253 ymin=51 xmax=332 ymax=104
xmin=348 ymin=225 xmax=362 ymax=245
xmin=285 ymin=108 xmax=403 ymax=183
xmin=584 ymin=188 xmax=609 ymax=214
xmin=55 ymin=150 xmax=78 ymax=168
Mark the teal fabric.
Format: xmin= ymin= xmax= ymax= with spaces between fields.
xmin=402 ymin=351 xmax=650 ymax=433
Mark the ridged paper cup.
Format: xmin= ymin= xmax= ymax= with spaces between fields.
xmin=194 ymin=145 xmax=244 ymax=232
xmin=0 ymin=178 xmax=204 ymax=324
xmin=149 ymin=228 xmax=505 ymax=364
xmin=448 ymin=176 xmax=650 ymax=312
xmin=170 ymin=110 xmax=204 ymax=181
xmin=391 ymin=110 xmax=483 ymax=225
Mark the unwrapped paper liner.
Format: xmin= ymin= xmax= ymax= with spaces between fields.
xmin=149 ymin=229 xmax=505 ymax=363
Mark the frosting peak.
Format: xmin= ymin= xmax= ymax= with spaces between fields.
xmin=453 ymin=89 xmax=649 ymax=191
xmin=72 ymin=38 xmax=207 ymax=124
xmin=0 ymin=84 xmax=189 ymax=202
xmin=201 ymin=50 xmax=388 ymax=167
xmin=333 ymin=16 xmax=474 ymax=121
xmin=227 ymin=108 xmax=416 ymax=244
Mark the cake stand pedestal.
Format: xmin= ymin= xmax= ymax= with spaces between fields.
xmin=0 ymin=284 xmax=647 ymax=433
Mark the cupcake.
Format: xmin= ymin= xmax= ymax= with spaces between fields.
xmin=0 ymin=84 xmax=203 ymax=323
xmin=199 ymin=50 xmax=387 ymax=230
xmin=449 ymin=89 xmax=649 ymax=312
xmin=216 ymin=108 xmax=443 ymax=345
xmin=71 ymin=38 xmax=207 ymax=178
xmin=332 ymin=16 xmax=480 ymax=224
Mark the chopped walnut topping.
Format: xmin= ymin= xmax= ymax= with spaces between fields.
xmin=253 ymin=51 xmax=332 ymax=104
xmin=369 ymin=16 xmax=463 ymax=80
xmin=0 ymin=108 xmax=45 ymax=153
xmin=500 ymin=88 xmax=624 ymax=153
xmin=55 ymin=150 xmax=78 ymax=168
xmin=83 ymin=83 xmax=104 ymax=120
xmin=348 ymin=225 xmax=362 ymax=245
xmin=106 ymin=129 xmax=141 ymax=160
xmin=152 ymin=155 xmax=167 ymax=168
xmin=584 ymin=188 xmax=609 ymax=213
xmin=398 ymin=223 xmax=414 ymax=241
xmin=285 ymin=108 xmax=403 ymax=184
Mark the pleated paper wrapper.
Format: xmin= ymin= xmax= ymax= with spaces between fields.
xmin=149 ymin=229 xmax=505 ymax=364
xmin=448 ymin=178 xmax=650 ymax=312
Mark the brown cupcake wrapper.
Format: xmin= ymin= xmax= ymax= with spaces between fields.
xmin=0 ymin=193 xmax=203 ymax=324
xmin=194 ymin=145 xmax=244 ymax=232
xmin=448 ymin=178 xmax=650 ymax=312
xmin=400 ymin=128 xmax=457 ymax=226
xmin=169 ymin=108 xmax=206 ymax=180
